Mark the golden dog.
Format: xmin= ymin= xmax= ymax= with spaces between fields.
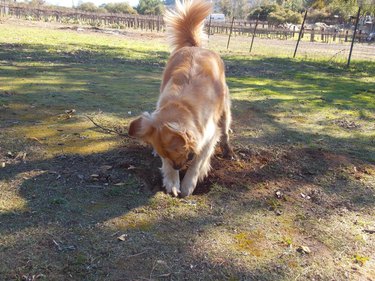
xmin=129 ymin=0 xmax=234 ymax=197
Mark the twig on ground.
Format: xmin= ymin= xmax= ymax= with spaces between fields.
xmin=363 ymin=229 xmax=375 ymax=234
xmin=124 ymin=250 xmax=148 ymax=260
xmin=85 ymin=114 xmax=129 ymax=138
xmin=52 ymin=239 xmax=62 ymax=251
xmin=28 ymin=137 xmax=43 ymax=144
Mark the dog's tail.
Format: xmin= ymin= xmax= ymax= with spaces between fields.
xmin=164 ymin=0 xmax=212 ymax=52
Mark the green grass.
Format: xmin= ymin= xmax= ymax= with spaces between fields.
xmin=0 ymin=22 xmax=374 ymax=280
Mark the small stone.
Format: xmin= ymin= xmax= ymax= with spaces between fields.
xmin=275 ymin=190 xmax=283 ymax=199
xmin=1 ymin=162 xmax=5 ymax=168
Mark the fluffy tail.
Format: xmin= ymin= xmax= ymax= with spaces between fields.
xmin=164 ymin=0 xmax=212 ymax=52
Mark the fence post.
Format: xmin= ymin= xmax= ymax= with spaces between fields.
xmin=311 ymin=28 xmax=314 ymax=42
xmin=347 ymin=6 xmax=361 ymax=68
xmin=207 ymin=14 xmax=212 ymax=39
xmin=249 ymin=14 xmax=259 ymax=53
xmin=293 ymin=9 xmax=308 ymax=58
xmin=226 ymin=16 xmax=235 ymax=50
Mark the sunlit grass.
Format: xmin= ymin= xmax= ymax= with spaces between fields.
xmin=0 ymin=21 xmax=374 ymax=280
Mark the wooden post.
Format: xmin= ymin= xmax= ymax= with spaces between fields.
xmin=226 ymin=16 xmax=235 ymax=50
xmin=249 ymin=15 xmax=259 ymax=53
xmin=347 ymin=6 xmax=361 ymax=68
xmin=208 ymin=14 xmax=212 ymax=39
xmin=293 ymin=9 xmax=308 ymax=58
xmin=311 ymin=28 xmax=315 ymax=42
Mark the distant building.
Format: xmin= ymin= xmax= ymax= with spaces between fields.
xmin=359 ymin=15 xmax=375 ymax=34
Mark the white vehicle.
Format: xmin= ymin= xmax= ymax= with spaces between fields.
xmin=207 ymin=13 xmax=225 ymax=22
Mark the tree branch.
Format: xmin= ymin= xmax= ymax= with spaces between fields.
xmin=85 ymin=114 xmax=129 ymax=138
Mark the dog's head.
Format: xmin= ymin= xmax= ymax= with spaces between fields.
xmin=129 ymin=114 xmax=196 ymax=170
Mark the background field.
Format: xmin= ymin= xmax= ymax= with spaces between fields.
xmin=0 ymin=19 xmax=374 ymax=281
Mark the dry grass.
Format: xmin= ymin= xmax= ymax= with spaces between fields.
xmin=0 ymin=19 xmax=374 ymax=280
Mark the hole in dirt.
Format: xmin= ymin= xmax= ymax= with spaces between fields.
xmin=120 ymin=144 xmax=365 ymax=198
xmin=121 ymin=144 xmax=264 ymax=195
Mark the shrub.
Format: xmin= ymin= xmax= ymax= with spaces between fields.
xmin=248 ymin=4 xmax=278 ymax=21
xmin=248 ymin=4 xmax=302 ymax=24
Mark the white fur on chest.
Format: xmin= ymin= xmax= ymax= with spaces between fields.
xmin=197 ymin=119 xmax=218 ymax=152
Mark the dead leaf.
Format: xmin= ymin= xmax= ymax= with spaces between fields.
xmin=117 ymin=234 xmax=128 ymax=241
xmin=15 ymin=152 xmax=27 ymax=162
xmin=297 ymin=245 xmax=311 ymax=254
xmin=100 ymin=165 xmax=113 ymax=172
xmin=28 ymin=137 xmax=43 ymax=144
xmin=127 ymin=165 xmax=136 ymax=170
xmin=114 ymin=182 xmax=126 ymax=186
xmin=275 ymin=209 xmax=283 ymax=216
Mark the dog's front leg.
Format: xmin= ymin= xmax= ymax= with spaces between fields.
xmin=180 ymin=160 xmax=200 ymax=197
xmin=161 ymin=158 xmax=180 ymax=197
xmin=180 ymin=139 xmax=217 ymax=197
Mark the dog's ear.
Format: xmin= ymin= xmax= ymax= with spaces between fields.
xmin=165 ymin=123 xmax=196 ymax=151
xmin=128 ymin=113 xmax=153 ymax=140
xmin=169 ymin=133 xmax=186 ymax=151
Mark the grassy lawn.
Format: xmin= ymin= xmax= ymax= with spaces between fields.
xmin=0 ymin=21 xmax=374 ymax=280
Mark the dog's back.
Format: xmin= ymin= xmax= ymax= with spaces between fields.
xmin=160 ymin=1 xmax=226 ymax=124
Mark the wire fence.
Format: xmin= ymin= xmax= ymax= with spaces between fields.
xmin=1 ymin=3 xmax=374 ymax=65
xmin=1 ymin=3 xmax=371 ymax=43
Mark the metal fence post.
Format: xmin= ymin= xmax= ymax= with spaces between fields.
xmin=347 ymin=6 xmax=361 ymax=68
xmin=249 ymin=15 xmax=259 ymax=53
xmin=293 ymin=9 xmax=308 ymax=58
xmin=226 ymin=16 xmax=235 ymax=50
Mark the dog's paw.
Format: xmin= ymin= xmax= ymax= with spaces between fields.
xmin=222 ymin=145 xmax=237 ymax=161
xmin=180 ymin=179 xmax=197 ymax=198
xmin=164 ymin=180 xmax=181 ymax=197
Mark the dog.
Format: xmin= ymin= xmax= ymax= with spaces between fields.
xmin=129 ymin=0 xmax=234 ymax=197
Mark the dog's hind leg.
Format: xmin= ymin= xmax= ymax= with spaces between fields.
xmin=161 ymin=158 xmax=180 ymax=197
xmin=219 ymin=90 xmax=235 ymax=159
